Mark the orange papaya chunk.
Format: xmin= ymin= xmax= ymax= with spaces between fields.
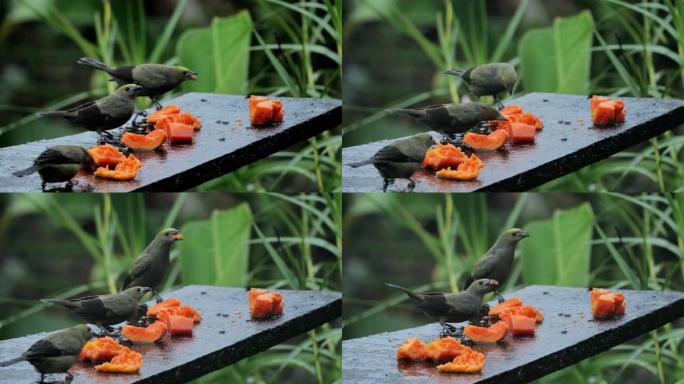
xmin=435 ymin=154 xmax=484 ymax=181
xmin=168 ymin=123 xmax=194 ymax=143
xmin=121 ymin=321 xmax=167 ymax=344
xmin=591 ymin=96 xmax=626 ymax=125
xmin=94 ymin=154 xmax=142 ymax=181
xmin=178 ymin=305 xmax=202 ymax=323
xmin=122 ymin=129 xmax=167 ymax=151
xmin=488 ymin=297 xmax=523 ymax=317
xmin=509 ymin=315 xmax=536 ymax=335
xmin=464 ymin=320 xmax=509 ymax=343
xmin=396 ymin=338 xmax=428 ymax=361
xmin=80 ymin=337 xmax=125 ymax=363
xmin=465 ymin=129 xmax=510 ymax=151
xmin=88 ymin=144 xmax=127 ymax=168
xmin=591 ymin=288 xmax=626 ymax=319
xmin=168 ymin=315 xmax=193 ymax=336
xmin=500 ymin=105 xmax=524 ymax=116
xmin=94 ymin=349 xmax=143 ymax=373
xmin=147 ymin=297 xmax=181 ymax=317
xmin=147 ymin=104 xmax=181 ymax=124
xmin=425 ymin=336 xmax=465 ymax=362
xmin=422 ymin=144 xmax=469 ymax=170
xmin=511 ymin=123 xmax=536 ymax=143
xmin=436 ymin=347 xmax=485 ymax=373
xmin=249 ymin=288 xmax=284 ymax=318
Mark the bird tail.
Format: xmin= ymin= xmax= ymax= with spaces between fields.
xmin=36 ymin=111 xmax=71 ymax=118
xmin=386 ymin=283 xmax=424 ymax=302
xmin=77 ymin=57 xmax=114 ymax=73
xmin=41 ymin=299 xmax=78 ymax=309
xmin=445 ymin=68 xmax=467 ymax=77
xmin=347 ymin=159 xmax=373 ymax=168
xmin=390 ymin=109 xmax=426 ymax=118
xmin=0 ymin=357 xmax=24 ymax=367
xmin=12 ymin=166 xmax=36 ymax=177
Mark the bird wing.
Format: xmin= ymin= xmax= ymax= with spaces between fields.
xmin=373 ymin=144 xmax=419 ymax=164
xmin=33 ymin=148 xmax=80 ymax=167
xmin=445 ymin=292 xmax=481 ymax=319
xmin=122 ymin=254 xmax=149 ymax=289
xmin=69 ymin=101 xmax=110 ymax=127
xmin=101 ymin=294 xmax=137 ymax=317
xmin=66 ymin=101 xmax=96 ymax=114
xmin=109 ymin=66 xmax=135 ymax=84
xmin=24 ymin=339 xmax=67 ymax=359
xmin=471 ymin=255 xmax=496 ymax=280
xmin=70 ymin=296 xmax=111 ymax=320
xmin=133 ymin=65 xmax=170 ymax=89
xmin=413 ymin=293 xmax=455 ymax=317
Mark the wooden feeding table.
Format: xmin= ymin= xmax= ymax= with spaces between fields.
xmin=0 ymin=93 xmax=341 ymax=192
xmin=0 ymin=285 xmax=342 ymax=384
xmin=342 ymin=285 xmax=684 ymax=384
xmin=342 ymin=93 xmax=684 ymax=192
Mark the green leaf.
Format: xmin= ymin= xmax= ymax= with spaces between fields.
xmin=178 ymin=203 xmax=252 ymax=286
xmin=176 ymin=11 xmax=253 ymax=94
xmin=520 ymin=203 xmax=594 ymax=287
xmin=518 ymin=10 xmax=595 ymax=94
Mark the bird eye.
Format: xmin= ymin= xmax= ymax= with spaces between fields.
xmin=479 ymin=281 xmax=484 ymax=286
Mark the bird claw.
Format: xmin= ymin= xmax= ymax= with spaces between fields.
xmin=406 ymin=179 xmax=416 ymax=193
xmin=495 ymin=292 xmax=506 ymax=303
xmin=151 ymin=290 xmax=164 ymax=303
xmin=440 ymin=325 xmax=463 ymax=338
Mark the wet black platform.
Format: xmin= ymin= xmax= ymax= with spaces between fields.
xmin=0 ymin=93 xmax=341 ymax=192
xmin=0 ymin=285 xmax=341 ymax=384
xmin=342 ymin=93 xmax=684 ymax=192
xmin=342 ymin=285 xmax=684 ymax=383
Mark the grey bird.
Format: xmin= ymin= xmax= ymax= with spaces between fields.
xmin=387 ymin=279 xmax=499 ymax=335
xmin=0 ymin=324 xmax=93 ymax=383
xmin=463 ymin=228 xmax=529 ymax=300
xmin=391 ymin=102 xmax=507 ymax=142
xmin=37 ymin=84 xmax=145 ymax=142
xmin=77 ymin=58 xmax=198 ymax=108
xmin=445 ymin=63 xmax=518 ymax=108
xmin=348 ymin=133 xmax=434 ymax=192
xmin=12 ymin=145 xmax=97 ymax=191
xmin=121 ymin=228 xmax=183 ymax=293
xmin=41 ymin=286 xmax=152 ymax=334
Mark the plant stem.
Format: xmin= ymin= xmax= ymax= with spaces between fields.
xmin=310 ymin=330 xmax=324 ymax=384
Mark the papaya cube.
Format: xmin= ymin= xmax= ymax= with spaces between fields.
xmin=168 ymin=315 xmax=193 ymax=336
xmin=509 ymin=315 xmax=536 ymax=335
xmin=396 ymin=338 xmax=428 ymax=361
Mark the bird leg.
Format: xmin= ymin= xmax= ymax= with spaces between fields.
xmin=382 ymin=178 xmax=392 ymax=193
xmin=64 ymin=373 xmax=74 ymax=384
xmin=441 ymin=133 xmax=465 ymax=147
xmin=41 ymin=182 xmax=48 ymax=192
xmin=406 ymin=178 xmax=416 ymax=193
xmin=130 ymin=111 xmax=148 ymax=127
xmin=439 ymin=323 xmax=463 ymax=338
xmin=39 ymin=373 xmax=46 ymax=383
xmin=150 ymin=98 xmax=163 ymax=111
xmin=494 ymin=290 xmax=506 ymax=303
xmin=494 ymin=97 xmax=505 ymax=111
xmin=95 ymin=325 xmax=117 ymax=338
xmin=96 ymin=131 xmax=119 ymax=146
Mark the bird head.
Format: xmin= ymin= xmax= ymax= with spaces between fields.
xmin=413 ymin=133 xmax=435 ymax=148
xmin=467 ymin=279 xmax=499 ymax=295
xmin=80 ymin=147 xmax=99 ymax=172
xmin=500 ymin=228 xmax=529 ymax=243
xmin=71 ymin=324 xmax=95 ymax=342
xmin=123 ymin=286 xmax=153 ymax=300
xmin=116 ymin=84 xmax=145 ymax=98
xmin=496 ymin=63 xmax=518 ymax=95
xmin=477 ymin=103 xmax=507 ymax=122
xmin=175 ymin=66 xmax=198 ymax=81
xmin=159 ymin=228 xmax=183 ymax=242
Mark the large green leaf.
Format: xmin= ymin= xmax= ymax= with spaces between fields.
xmin=178 ymin=203 xmax=252 ymax=287
xmin=518 ymin=11 xmax=595 ymax=94
xmin=176 ymin=11 xmax=253 ymax=94
xmin=520 ymin=203 xmax=594 ymax=287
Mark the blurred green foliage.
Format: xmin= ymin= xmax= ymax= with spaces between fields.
xmin=0 ymin=0 xmax=342 ymax=192
xmin=343 ymin=193 xmax=684 ymax=383
xmin=343 ymin=0 xmax=684 ymax=192
xmin=0 ymin=192 xmax=341 ymax=383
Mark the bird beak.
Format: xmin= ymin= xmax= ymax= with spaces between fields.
xmin=444 ymin=69 xmax=458 ymax=76
xmin=189 ymin=72 xmax=198 ymax=81
xmin=488 ymin=279 xmax=499 ymax=288
xmin=128 ymin=85 xmax=145 ymax=95
xmin=172 ymin=232 xmax=183 ymax=241
xmin=517 ymin=231 xmax=529 ymax=239
xmin=142 ymin=287 xmax=153 ymax=293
